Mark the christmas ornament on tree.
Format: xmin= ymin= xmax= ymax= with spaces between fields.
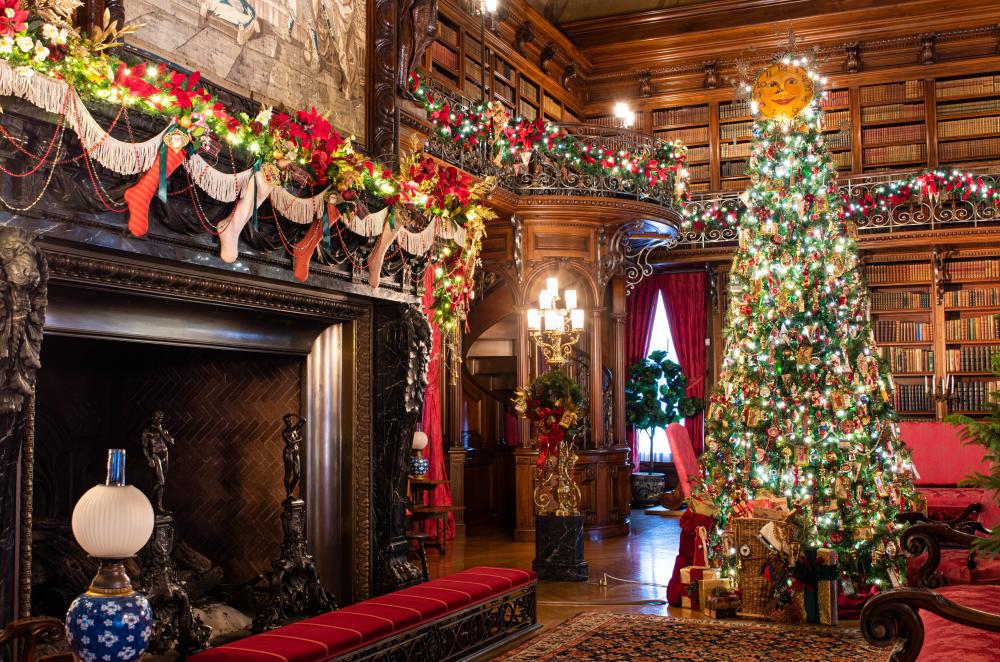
xmin=691 ymin=52 xmax=918 ymax=594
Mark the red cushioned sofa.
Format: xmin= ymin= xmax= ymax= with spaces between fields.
xmin=189 ymin=567 xmax=538 ymax=662
xmin=898 ymin=422 xmax=1000 ymax=588
xmin=900 ymin=422 xmax=993 ymax=522
xmin=861 ymin=585 xmax=1000 ymax=661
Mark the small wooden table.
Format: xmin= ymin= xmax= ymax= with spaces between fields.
xmin=408 ymin=476 xmax=464 ymax=554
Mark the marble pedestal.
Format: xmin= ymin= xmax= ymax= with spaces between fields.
xmin=532 ymin=514 xmax=588 ymax=581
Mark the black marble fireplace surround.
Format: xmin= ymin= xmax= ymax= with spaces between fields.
xmin=0 ymin=180 xmax=427 ymax=631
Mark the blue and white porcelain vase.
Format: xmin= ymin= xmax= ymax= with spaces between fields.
xmin=410 ymin=452 xmax=430 ymax=477
xmin=66 ymin=449 xmax=155 ymax=662
xmin=66 ymin=592 xmax=152 ymax=662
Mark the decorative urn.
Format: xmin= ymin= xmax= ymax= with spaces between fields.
xmin=66 ymin=449 xmax=155 ymax=662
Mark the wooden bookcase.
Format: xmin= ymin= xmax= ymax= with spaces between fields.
xmin=422 ymin=8 xmax=584 ymax=125
xmin=863 ymin=251 xmax=1000 ymax=421
xmin=867 ymin=259 xmax=935 ymax=419
xmin=936 ymin=74 xmax=1000 ymax=165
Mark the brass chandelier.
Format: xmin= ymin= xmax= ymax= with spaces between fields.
xmin=526 ymin=277 xmax=585 ymax=366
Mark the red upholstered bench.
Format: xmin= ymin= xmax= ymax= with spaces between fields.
xmin=189 ymin=567 xmax=538 ymax=662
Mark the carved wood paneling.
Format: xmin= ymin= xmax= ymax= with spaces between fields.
xmin=369 ymin=0 xmax=399 ymax=161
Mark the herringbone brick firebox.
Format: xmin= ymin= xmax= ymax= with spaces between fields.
xmin=33 ymin=336 xmax=301 ymax=594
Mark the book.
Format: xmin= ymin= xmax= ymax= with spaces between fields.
xmin=861 ymin=81 xmax=924 ymax=105
xmin=878 ymin=347 xmax=935 ymax=373
xmin=871 ymin=290 xmax=931 ymax=310
xmin=865 ymin=263 xmax=933 ymax=283
xmin=947 ymin=260 xmax=1000 ymax=281
xmin=945 ymin=315 xmax=1000 ymax=341
xmin=945 ymin=345 xmax=1000 ymax=372
xmin=936 ymin=75 xmax=1000 ymax=100
xmin=874 ymin=320 xmax=933 ymax=343
xmin=652 ymin=105 xmax=710 ymax=127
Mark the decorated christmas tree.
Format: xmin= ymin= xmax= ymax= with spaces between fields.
xmin=692 ymin=51 xmax=918 ymax=592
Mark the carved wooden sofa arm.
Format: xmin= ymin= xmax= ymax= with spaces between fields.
xmin=861 ymin=588 xmax=1000 ymax=662
xmin=901 ymin=521 xmax=981 ymax=588
xmin=0 ymin=617 xmax=73 ymax=661
xmin=897 ymin=502 xmax=985 ymax=532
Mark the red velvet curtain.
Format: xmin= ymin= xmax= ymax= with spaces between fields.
xmin=420 ymin=269 xmax=455 ymax=540
xmin=625 ymin=275 xmax=663 ymax=472
xmin=660 ymin=272 xmax=708 ymax=455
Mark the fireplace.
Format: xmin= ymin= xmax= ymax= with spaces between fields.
xmin=32 ymin=336 xmax=302 ymax=604
xmin=18 ymin=244 xmax=378 ymax=621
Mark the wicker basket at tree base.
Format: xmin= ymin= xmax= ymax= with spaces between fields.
xmin=733 ymin=517 xmax=798 ymax=619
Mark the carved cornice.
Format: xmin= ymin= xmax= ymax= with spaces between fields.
xmin=42 ymin=249 xmax=368 ymax=321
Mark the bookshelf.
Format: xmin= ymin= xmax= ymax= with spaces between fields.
xmin=422 ymin=5 xmax=584 ymax=130
xmin=867 ymin=259 xmax=935 ymax=418
xmin=861 ymin=253 xmax=1000 ymax=420
xmin=597 ymin=71 xmax=1000 ymax=194
xmin=652 ymin=103 xmax=711 ymax=191
xmin=936 ymin=73 xmax=1000 ymax=164
xmin=860 ymin=80 xmax=927 ymax=171
xmin=942 ymin=256 xmax=1000 ymax=415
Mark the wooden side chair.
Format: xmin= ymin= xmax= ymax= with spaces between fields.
xmin=0 ymin=617 xmax=74 ymax=662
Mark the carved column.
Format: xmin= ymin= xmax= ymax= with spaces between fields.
xmin=0 ymin=228 xmax=47 ymax=627
xmin=610 ymin=277 xmax=628 ymax=452
xmin=445 ymin=338 xmax=466 ymax=538
xmin=369 ymin=0 xmax=399 ymax=161
xmin=372 ymin=303 xmax=429 ymax=595
xmin=589 ymin=308 xmax=604 ymax=447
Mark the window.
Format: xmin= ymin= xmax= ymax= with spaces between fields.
xmin=639 ymin=291 xmax=680 ymax=465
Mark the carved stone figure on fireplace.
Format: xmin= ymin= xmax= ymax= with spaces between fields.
xmin=142 ymin=411 xmax=175 ymax=514
xmin=251 ymin=414 xmax=334 ymax=631
xmin=0 ymin=228 xmax=47 ymax=628
xmin=282 ymin=414 xmax=304 ymax=502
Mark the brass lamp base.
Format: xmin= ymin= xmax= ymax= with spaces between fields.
xmin=86 ymin=560 xmax=135 ymax=597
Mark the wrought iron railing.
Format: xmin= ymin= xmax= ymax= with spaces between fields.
xmin=678 ymin=165 xmax=1000 ymax=248
xmin=410 ymin=78 xmax=682 ymax=210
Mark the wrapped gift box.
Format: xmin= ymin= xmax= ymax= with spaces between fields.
xmin=704 ymin=592 xmax=741 ymax=618
xmin=793 ymin=548 xmax=839 ymax=625
xmin=679 ymin=566 xmax=718 ymax=610
xmin=699 ymin=576 xmax=734 ymax=610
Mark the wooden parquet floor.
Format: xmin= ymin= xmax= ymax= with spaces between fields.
xmin=426 ymin=511 xmax=704 ymax=631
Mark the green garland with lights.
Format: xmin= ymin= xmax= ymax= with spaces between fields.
xmin=0 ymin=1 xmax=497 ymax=342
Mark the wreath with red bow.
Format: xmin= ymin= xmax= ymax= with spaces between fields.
xmin=513 ymin=370 xmax=584 ymax=466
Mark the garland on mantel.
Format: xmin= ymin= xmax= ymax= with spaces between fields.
xmin=682 ymin=170 xmax=1000 ymax=234
xmin=0 ymin=1 xmax=493 ymax=347
xmin=407 ymin=72 xmax=691 ymax=205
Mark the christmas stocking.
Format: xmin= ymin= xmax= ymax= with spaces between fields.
xmin=367 ymin=211 xmax=402 ymax=289
xmin=124 ymin=144 xmax=186 ymax=237
xmin=292 ymin=217 xmax=326 ymax=282
xmin=219 ymin=166 xmax=278 ymax=263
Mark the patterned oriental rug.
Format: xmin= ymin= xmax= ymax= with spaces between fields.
xmin=497 ymin=612 xmax=887 ymax=661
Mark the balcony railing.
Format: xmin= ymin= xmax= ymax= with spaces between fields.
xmin=409 ymin=79 xmax=683 ymax=212
xmin=678 ymin=165 xmax=1000 ymax=249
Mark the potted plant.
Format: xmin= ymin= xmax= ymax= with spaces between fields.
xmin=625 ymin=350 xmax=702 ymax=507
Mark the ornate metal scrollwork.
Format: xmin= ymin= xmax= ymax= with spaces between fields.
xmin=679 ymin=167 xmax=1000 ymax=248
xmin=599 ymin=221 xmax=680 ymax=294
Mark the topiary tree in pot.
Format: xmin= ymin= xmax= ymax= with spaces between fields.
xmin=625 ymin=349 xmax=703 ymax=506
